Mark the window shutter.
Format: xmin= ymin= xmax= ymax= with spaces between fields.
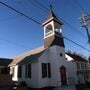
xmin=48 ymin=63 xmax=51 ymax=78
xmin=28 ymin=64 xmax=31 ymax=78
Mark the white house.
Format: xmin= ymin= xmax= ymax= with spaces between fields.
xmin=9 ymin=9 xmax=89 ymax=88
xmin=66 ymin=52 xmax=90 ymax=84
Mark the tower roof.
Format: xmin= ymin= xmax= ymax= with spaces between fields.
xmin=46 ymin=9 xmax=58 ymax=20
xmin=42 ymin=8 xmax=63 ymax=26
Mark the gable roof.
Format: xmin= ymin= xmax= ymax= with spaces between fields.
xmin=0 ymin=58 xmax=12 ymax=66
xmin=66 ymin=53 xmax=88 ymax=62
xmin=9 ymin=46 xmax=46 ymax=66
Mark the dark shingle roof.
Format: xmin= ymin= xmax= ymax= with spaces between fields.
xmin=0 ymin=58 xmax=12 ymax=66
xmin=66 ymin=53 xmax=88 ymax=62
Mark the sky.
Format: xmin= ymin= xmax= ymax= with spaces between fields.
xmin=0 ymin=0 xmax=90 ymax=58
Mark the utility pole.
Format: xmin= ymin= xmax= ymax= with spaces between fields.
xmin=80 ymin=13 xmax=90 ymax=44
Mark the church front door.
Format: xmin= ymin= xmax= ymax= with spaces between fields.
xmin=60 ymin=65 xmax=67 ymax=85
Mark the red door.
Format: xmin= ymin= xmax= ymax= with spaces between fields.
xmin=60 ymin=66 xmax=67 ymax=85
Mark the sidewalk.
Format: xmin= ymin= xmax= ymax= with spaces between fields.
xmin=53 ymin=85 xmax=75 ymax=90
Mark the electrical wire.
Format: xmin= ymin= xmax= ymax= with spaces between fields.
xmin=0 ymin=15 xmax=22 ymax=22
xmin=0 ymin=1 xmax=40 ymax=49
xmin=0 ymin=37 xmax=28 ymax=49
xmin=57 ymin=15 xmax=86 ymax=38
xmin=0 ymin=1 xmax=41 ymax=25
xmin=32 ymin=0 xmax=86 ymax=38
xmin=28 ymin=0 xmax=48 ymax=13
xmin=63 ymin=36 xmax=90 ymax=52
xmin=0 ymin=1 xmax=90 ymax=52
xmin=31 ymin=0 xmax=86 ymax=37
xmin=33 ymin=0 xmax=48 ymax=11
xmin=31 ymin=0 xmax=90 ymax=52
xmin=75 ymin=0 xmax=88 ymax=13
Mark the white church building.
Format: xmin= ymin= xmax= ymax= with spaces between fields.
xmin=9 ymin=9 xmax=89 ymax=88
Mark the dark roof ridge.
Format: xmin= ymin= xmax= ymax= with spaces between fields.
xmin=66 ymin=52 xmax=88 ymax=62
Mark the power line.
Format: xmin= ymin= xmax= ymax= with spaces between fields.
xmin=32 ymin=0 xmax=87 ymax=38
xmin=32 ymin=0 xmax=86 ymax=38
xmin=0 ymin=1 xmax=41 ymax=25
xmin=64 ymin=36 xmax=90 ymax=52
xmin=0 ymin=1 xmax=41 ymax=49
xmin=0 ymin=1 xmax=90 ymax=52
xmin=58 ymin=16 xmax=86 ymax=38
xmin=33 ymin=0 xmax=48 ymax=11
xmin=52 ymin=0 xmax=87 ymax=38
xmin=75 ymin=0 xmax=87 ymax=13
xmin=31 ymin=0 xmax=90 ymax=52
xmin=0 ymin=15 xmax=22 ymax=22
xmin=28 ymin=0 xmax=47 ymax=14
xmin=0 ymin=37 xmax=28 ymax=49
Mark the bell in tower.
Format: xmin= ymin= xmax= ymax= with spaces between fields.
xmin=42 ymin=6 xmax=65 ymax=48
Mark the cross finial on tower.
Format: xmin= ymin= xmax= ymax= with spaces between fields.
xmin=49 ymin=5 xmax=53 ymax=11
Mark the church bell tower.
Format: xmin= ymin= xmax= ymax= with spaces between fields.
xmin=42 ymin=7 xmax=64 ymax=48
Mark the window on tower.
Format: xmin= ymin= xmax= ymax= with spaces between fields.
xmin=54 ymin=22 xmax=62 ymax=34
xmin=45 ymin=25 xmax=52 ymax=35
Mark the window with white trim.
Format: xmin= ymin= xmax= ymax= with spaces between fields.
xmin=42 ymin=63 xmax=51 ymax=78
